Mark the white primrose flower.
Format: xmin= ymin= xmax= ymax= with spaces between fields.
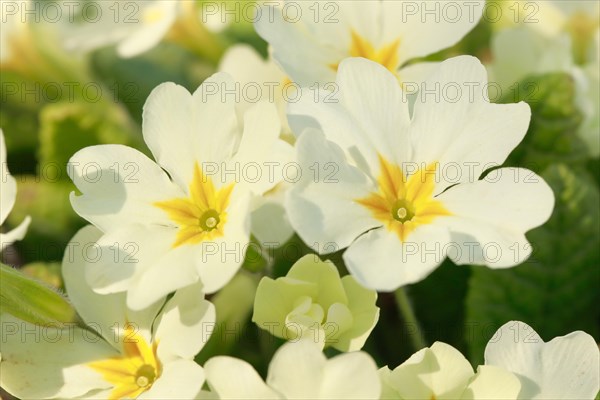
xmin=203 ymin=339 xmax=381 ymax=399
xmin=380 ymin=342 xmax=521 ymax=399
xmin=485 ymin=321 xmax=600 ymax=400
xmin=219 ymin=44 xmax=296 ymax=245
xmin=0 ymin=225 xmax=214 ymax=400
xmin=0 ymin=128 xmax=31 ymax=252
xmin=219 ymin=44 xmax=291 ymax=133
xmin=68 ymin=74 xmax=285 ymax=310
xmin=285 ymin=56 xmax=555 ymax=291
xmin=488 ymin=1 xmax=600 ymax=156
xmin=255 ymin=0 xmax=485 ymax=86
xmin=0 ymin=0 xmax=29 ymax=63
xmin=62 ymin=0 xmax=180 ymax=58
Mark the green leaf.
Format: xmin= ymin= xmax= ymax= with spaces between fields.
xmin=6 ymin=177 xmax=85 ymax=262
xmin=411 ymin=260 xmax=471 ymax=354
xmin=38 ymin=102 xmax=141 ymax=182
xmin=503 ymin=73 xmax=588 ymax=172
xmin=465 ymin=164 xmax=600 ymax=364
xmin=0 ymin=263 xmax=77 ymax=327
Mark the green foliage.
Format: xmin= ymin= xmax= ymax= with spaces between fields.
xmin=38 ymin=102 xmax=142 ymax=181
xmin=466 ymin=164 xmax=600 ymax=364
xmin=503 ymin=73 xmax=589 ymax=172
xmin=91 ymin=44 xmax=212 ymax=123
xmin=0 ymin=262 xmax=77 ymax=328
xmin=7 ymin=177 xmax=85 ymax=261
xmin=411 ymin=260 xmax=471 ymax=354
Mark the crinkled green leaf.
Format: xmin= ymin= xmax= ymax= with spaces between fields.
xmin=6 ymin=177 xmax=84 ymax=261
xmin=38 ymin=102 xmax=140 ymax=182
xmin=466 ymin=164 xmax=600 ymax=364
xmin=503 ymin=73 xmax=588 ymax=171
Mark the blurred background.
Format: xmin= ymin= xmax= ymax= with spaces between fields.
xmin=0 ymin=0 xmax=598 ymax=381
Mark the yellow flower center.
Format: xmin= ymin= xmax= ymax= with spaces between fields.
xmin=356 ymin=155 xmax=451 ymax=241
xmin=143 ymin=7 xmax=165 ymax=24
xmin=88 ymin=325 xmax=161 ymax=400
xmin=154 ymin=162 xmax=234 ymax=248
xmin=331 ymin=30 xmax=401 ymax=73
xmin=565 ymin=11 xmax=599 ymax=64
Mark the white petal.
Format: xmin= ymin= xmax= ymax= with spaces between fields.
xmin=461 ymin=365 xmax=521 ymax=400
xmin=68 ymin=144 xmax=183 ymax=232
xmin=204 ymin=356 xmax=280 ymax=399
xmin=190 ymin=73 xmax=240 ymax=166
xmin=254 ymin=4 xmax=340 ymax=85
xmin=437 ymin=167 xmax=554 ymax=267
xmin=410 ymin=56 xmax=531 ymax=192
xmin=126 ymin=243 xmax=201 ymax=310
xmin=335 ymin=58 xmax=412 ymax=165
xmin=381 ymin=1 xmax=484 ymax=64
xmin=251 ymin=194 xmax=295 ymax=246
xmin=117 ymin=1 xmax=177 ymax=57
xmin=0 ymin=215 xmax=30 ymax=252
xmin=231 ymin=101 xmax=288 ymax=195
xmin=319 ymin=351 xmax=381 ymax=399
xmin=0 ymin=314 xmax=115 ymax=399
xmin=84 ymin=224 xmax=176 ymax=295
xmin=142 ymin=76 xmax=239 ymax=189
xmin=287 ymin=89 xmax=372 ymax=165
xmin=0 ymin=128 xmax=16 ymax=225
xmin=388 ymin=342 xmax=474 ymax=399
xmin=65 ymin=225 xmax=163 ymax=344
xmin=154 ymin=282 xmax=216 ymax=361
xmin=398 ymin=61 xmax=441 ymax=87
xmin=266 ymin=341 xmax=326 ymax=398
xmin=285 ymin=130 xmax=378 ymax=253
xmin=485 ymin=321 xmax=600 ymax=400
xmin=219 ymin=44 xmax=285 ymax=85
xmin=195 ymin=185 xmax=252 ymax=294
xmin=140 ymin=359 xmax=205 ymax=400
xmin=344 ymin=224 xmax=450 ymax=291
xmin=142 ymin=82 xmax=199 ymax=188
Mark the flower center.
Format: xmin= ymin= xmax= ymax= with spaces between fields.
xmin=200 ymin=209 xmax=220 ymax=231
xmin=356 ymin=155 xmax=451 ymax=241
xmin=143 ymin=7 xmax=165 ymax=24
xmin=393 ymin=199 xmax=416 ymax=223
xmin=88 ymin=325 xmax=161 ymax=400
xmin=330 ymin=30 xmax=401 ymax=73
xmin=154 ymin=162 xmax=234 ymax=248
xmin=565 ymin=11 xmax=600 ymax=64
xmin=135 ymin=364 xmax=156 ymax=388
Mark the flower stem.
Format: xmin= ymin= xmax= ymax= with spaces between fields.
xmin=394 ymin=287 xmax=427 ymax=351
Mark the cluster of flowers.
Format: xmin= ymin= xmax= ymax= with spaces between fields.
xmin=1 ymin=1 xmax=598 ymax=399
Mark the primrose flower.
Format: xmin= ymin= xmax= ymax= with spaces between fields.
xmin=219 ymin=44 xmax=292 ymax=135
xmin=0 ymin=0 xmax=29 ymax=63
xmin=252 ymin=254 xmax=379 ymax=351
xmin=0 ymin=226 xmax=214 ymax=400
xmin=485 ymin=321 xmax=600 ymax=399
xmin=286 ymin=56 xmax=555 ymax=291
xmin=488 ymin=1 xmax=600 ymax=156
xmin=380 ymin=342 xmax=521 ymax=399
xmin=63 ymin=0 xmax=179 ymax=58
xmin=69 ymin=74 xmax=285 ymax=309
xmin=204 ymin=339 xmax=381 ymax=399
xmin=255 ymin=0 xmax=484 ymax=86
xmin=0 ymin=129 xmax=30 ymax=252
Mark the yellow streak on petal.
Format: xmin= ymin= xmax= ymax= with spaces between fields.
xmin=88 ymin=326 xmax=161 ymax=400
xmin=154 ymin=162 xmax=234 ymax=248
xmin=330 ymin=30 xmax=401 ymax=73
xmin=355 ymin=156 xmax=451 ymax=242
